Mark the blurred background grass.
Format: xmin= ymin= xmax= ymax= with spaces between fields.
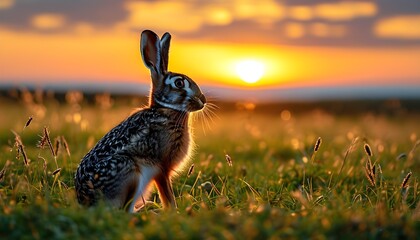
xmin=0 ymin=90 xmax=419 ymax=239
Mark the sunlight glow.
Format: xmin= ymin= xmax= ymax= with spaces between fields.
xmin=2 ymin=28 xmax=420 ymax=88
xmin=235 ymin=60 xmax=266 ymax=84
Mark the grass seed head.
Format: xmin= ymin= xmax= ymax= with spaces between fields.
xmin=38 ymin=156 xmax=47 ymax=173
xmin=61 ymin=136 xmax=71 ymax=156
xmin=52 ymin=168 xmax=62 ymax=176
xmin=401 ymin=171 xmax=412 ymax=189
xmin=18 ymin=144 xmax=29 ymax=166
xmin=37 ymin=134 xmax=47 ymax=149
xmin=225 ymin=154 xmax=233 ymax=167
xmin=24 ymin=116 xmax=33 ymax=129
xmin=12 ymin=130 xmax=21 ymax=145
xmin=54 ymin=137 xmax=61 ymax=156
xmin=364 ymin=161 xmax=375 ymax=187
xmin=396 ymin=153 xmax=407 ymax=161
xmin=43 ymin=127 xmax=55 ymax=157
xmin=0 ymin=168 xmax=5 ymax=182
xmin=314 ymin=137 xmax=322 ymax=152
xmin=364 ymin=143 xmax=373 ymax=157
xmin=377 ymin=164 xmax=383 ymax=176
xmin=187 ymin=164 xmax=195 ymax=177
xmin=12 ymin=131 xmax=28 ymax=166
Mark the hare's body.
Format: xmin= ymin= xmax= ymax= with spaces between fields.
xmin=75 ymin=108 xmax=191 ymax=210
xmin=75 ymin=30 xmax=206 ymax=211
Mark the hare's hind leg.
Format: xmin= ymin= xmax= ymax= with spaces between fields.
xmin=154 ymin=173 xmax=177 ymax=209
xmin=128 ymin=165 xmax=160 ymax=213
xmin=93 ymin=156 xmax=141 ymax=209
xmin=75 ymin=169 xmax=98 ymax=206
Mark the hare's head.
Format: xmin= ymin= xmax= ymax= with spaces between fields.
xmin=140 ymin=30 xmax=206 ymax=112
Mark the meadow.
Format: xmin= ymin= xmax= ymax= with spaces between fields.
xmin=0 ymin=90 xmax=419 ymax=239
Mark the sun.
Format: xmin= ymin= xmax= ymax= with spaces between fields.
xmin=235 ymin=59 xmax=265 ymax=84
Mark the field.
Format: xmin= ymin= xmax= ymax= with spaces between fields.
xmin=0 ymin=91 xmax=419 ymax=239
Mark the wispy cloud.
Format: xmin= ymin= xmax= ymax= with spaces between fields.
xmin=0 ymin=0 xmax=127 ymax=31
xmin=124 ymin=0 xmax=285 ymax=33
xmin=375 ymin=15 xmax=420 ymax=39
xmin=313 ymin=2 xmax=377 ymax=21
xmin=31 ymin=13 xmax=66 ymax=30
xmin=125 ymin=1 xmax=203 ymax=33
xmin=0 ymin=0 xmax=419 ymax=47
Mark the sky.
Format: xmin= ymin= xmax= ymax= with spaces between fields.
xmin=0 ymin=0 xmax=420 ymax=97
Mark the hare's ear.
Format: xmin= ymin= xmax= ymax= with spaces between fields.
xmin=141 ymin=30 xmax=162 ymax=83
xmin=160 ymin=32 xmax=171 ymax=73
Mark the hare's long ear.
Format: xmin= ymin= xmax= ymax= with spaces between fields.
xmin=141 ymin=30 xmax=162 ymax=85
xmin=160 ymin=32 xmax=171 ymax=73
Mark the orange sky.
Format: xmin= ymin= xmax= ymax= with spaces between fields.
xmin=1 ymin=0 xmax=420 ymax=90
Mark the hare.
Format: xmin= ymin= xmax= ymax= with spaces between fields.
xmin=74 ymin=30 xmax=206 ymax=212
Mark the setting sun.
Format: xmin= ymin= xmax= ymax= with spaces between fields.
xmin=235 ymin=59 xmax=266 ymax=84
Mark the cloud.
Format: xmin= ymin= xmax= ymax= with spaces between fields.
xmin=31 ymin=13 xmax=66 ymax=30
xmin=309 ymin=23 xmax=347 ymax=38
xmin=0 ymin=0 xmax=127 ymax=31
xmin=125 ymin=0 xmax=371 ymax=40
xmin=125 ymin=1 xmax=203 ymax=33
xmin=284 ymin=22 xmax=305 ymax=39
xmin=375 ymin=15 xmax=420 ymax=39
xmin=313 ymin=2 xmax=377 ymax=21
xmin=232 ymin=0 xmax=285 ymax=25
xmin=288 ymin=6 xmax=313 ymax=21
xmin=0 ymin=0 xmax=419 ymax=47
xmin=204 ymin=6 xmax=233 ymax=26
xmin=0 ymin=0 xmax=14 ymax=9
xmin=125 ymin=0 xmax=284 ymax=33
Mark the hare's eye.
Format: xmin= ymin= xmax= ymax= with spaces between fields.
xmin=174 ymin=79 xmax=185 ymax=88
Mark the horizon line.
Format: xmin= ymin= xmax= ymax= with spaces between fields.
xmin=1 ymin=80 xmax=419 ymax=102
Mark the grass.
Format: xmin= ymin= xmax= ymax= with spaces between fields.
xmin=0 ymin=92 xmax=419 ymax=239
